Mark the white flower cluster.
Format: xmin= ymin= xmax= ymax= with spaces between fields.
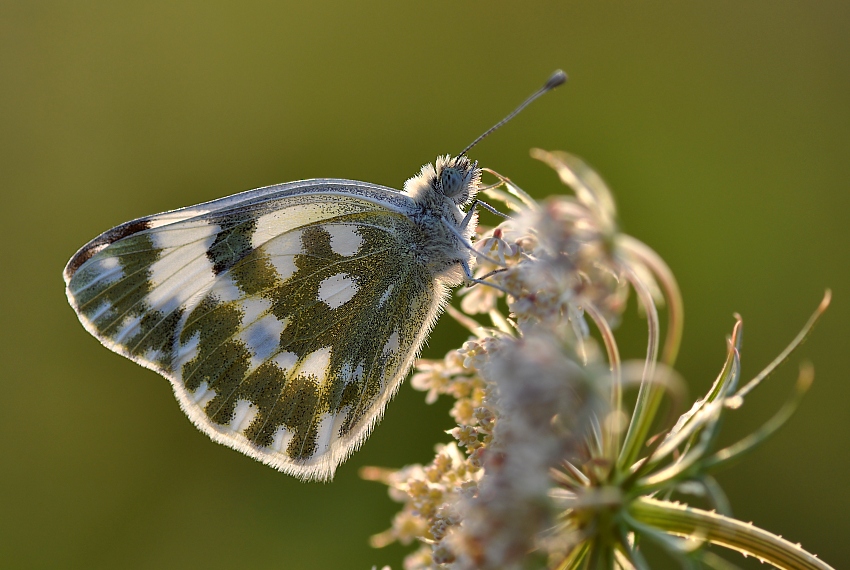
xmin=364 ymin=150 xmax=832 ymax=570
xmin=363 ymin=150 xmax=638 ymax=569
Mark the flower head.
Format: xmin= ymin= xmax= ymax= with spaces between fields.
xmin=364 ymin=150 xmax=832 ymax=570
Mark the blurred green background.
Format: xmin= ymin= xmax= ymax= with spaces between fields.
xmin=2 ymin=2 xmax=848 ymax=568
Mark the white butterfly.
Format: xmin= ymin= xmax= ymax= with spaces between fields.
xmin=64 ymin=71 xmax=565 ymax=481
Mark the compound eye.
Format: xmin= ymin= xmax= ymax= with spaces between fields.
xmin=439 ymin=167 xmax=464 ymax=197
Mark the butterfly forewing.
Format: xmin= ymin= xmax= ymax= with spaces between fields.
xmin=65 ymin=181 xmax=449 ymax=481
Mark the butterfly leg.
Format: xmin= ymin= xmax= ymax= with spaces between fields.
xmin=461 ymin=260 xmax=512 ymax=294
xmin=450 ymin=200 xmax=513 ymax=269
xmin=477 ymin=267 xmax=509 ymax=281
xmin=459 ymin=199 xmax=510 ymax=232
xmin=446 ymin=221 xmax=506 ymax=269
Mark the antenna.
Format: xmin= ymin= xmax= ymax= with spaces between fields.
xmin=458 ymin=69 xmax=567 ymax=157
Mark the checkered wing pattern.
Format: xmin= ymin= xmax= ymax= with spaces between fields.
xmin=64 ymin=180 xmax=450 ymax=481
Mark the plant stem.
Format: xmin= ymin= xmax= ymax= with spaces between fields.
xmin=629 ymin=497 xmax=834 ymax=570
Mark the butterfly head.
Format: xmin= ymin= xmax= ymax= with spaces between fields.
xmin=434 ymin=155 xmax=481 ymax=206
xmin=403 ymin=155 xmax=481 ymax=209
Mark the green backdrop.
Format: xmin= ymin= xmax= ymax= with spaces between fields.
xmin=2 ymin=2 xmax=848 ymax=568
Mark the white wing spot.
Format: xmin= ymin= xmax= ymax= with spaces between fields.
xmin=113 ymin=314 xmax=143 ymax=344
xmin=270 ymin=254 xmax=298 ymax=283
xmin=241 ymin=297 xmax=272 ymax=325
xmin=151 ymin=221 xmax=218 ymax=250
xmin=99 ymin=256 xmax=120 ymax=270
xmin=326 ymin=225 xmax=363 ymax=257
xmin=298 ymin=347 xmax=332 ymax=382
xmin=331 ymin=408 xmax=351 ymax=446
xmin=230 ymin=399 xmax=259 ymax=433
xmin=142 ymin=348 xmax=163 ymax=364
xmin=272 ymin=351 xmax=298 ymax=372
xmin=147 ymin=222 xmax=219 ymax=314
xmin=148 ymin=209 xmax=211 ymax=229
xmin=317 ymin=273 xmax=357 ymax=309
xmin=312 ymin=414 xmax=336 ymax=458
xmin=383 ymin=330 xmax=400 ymax=356
xmin=208 ymin=273 xmax=242 ymax=303
xmin=240 ymin=313 xmax=289 ymax=370
xmin=253 ymin=204 xmax=337 ymax=248
xmin=271 ymin=426 xmax=293 ymax=453
xmin=378 ymin=284 xmax=395 ymax=306
xmin=174 ymin=330 xmax=200 ymax=378
xmin=193 ymin=381 xmax=216 ymax=408
xmin=265 ymin=229 xmax=302 ymax=282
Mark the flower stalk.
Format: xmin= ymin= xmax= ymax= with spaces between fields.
xmin=629 ymin=497 xmax=833 ymax=570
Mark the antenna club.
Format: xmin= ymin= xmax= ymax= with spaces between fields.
xmin=546 ymin=70 xmax=568 ymax=90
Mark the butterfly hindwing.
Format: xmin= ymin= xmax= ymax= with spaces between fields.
xmin=65 ymin=181 xmax=450 ymax=480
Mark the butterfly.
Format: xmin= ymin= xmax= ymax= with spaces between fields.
xmin=64 ymin=70 xmax=566 ymax=481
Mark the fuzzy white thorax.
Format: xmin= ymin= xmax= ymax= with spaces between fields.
xmin=402 ymin=155 xmax=482 ymax=286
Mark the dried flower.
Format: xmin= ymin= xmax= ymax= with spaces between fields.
xmin=364 ymin=150 xmax=833 ymax=570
